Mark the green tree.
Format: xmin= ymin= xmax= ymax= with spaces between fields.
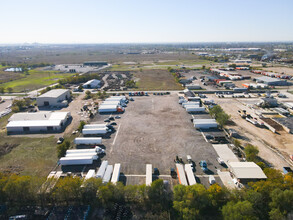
xmin=57 ymin=140 xmax=70 ymax=158
xmin=0 ymin=87 xmax=4 ymax=94
xmin=148 ymin=179 xmax=172 ymax=211
xmin=81 ymin=178 xmax=102 ymax=205
xmin=216 ymin=112 xmax=230 ymax=127
xmin=244 ymin=144 xmax=259 ymax=162
xmin=85 ymin=90 xmax=92 ymax=99
xmin=7 ymin=87 xmax=13 ymax=93
xmin=269 ymin=189 xmax=293 ymax=219
xmin=222 ymin=201 xmax=258 ymax=220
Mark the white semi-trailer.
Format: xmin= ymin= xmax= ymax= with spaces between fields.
xmin=102 ymin=165 xmax=113 ymax=183
xmin=101 ymin=101 xmax=121 ymax=105
xmin=74 ymin=137 xmax=102 ymax=145
xmin=84 ymin=169 xmax=96 ymax=180
xmin=176 ymin=164 xmax=188 ymax=186
xmin=96 ymin=161 xmax=109 ymax=179
xmin=193 ymin=119 xmax=218 ymax=129
xmin=111 ymin=163 xmax=121 ymax=184
xmin=83 ymin=124 xmax=107 ymax=129
xmin=82 ymin=128 xmax=110 ymax=135
xmin=65 ymin=153 xmax=98 ymax=160
xmin=98 ymin=105 xmax=118 ymax=113
xmin=66 ymin=146 xmax=100 ymax=154
xmin=182 ymin=102 xmax=200 ymax=108
xmin=146 ymin=164 xmax=152 ymax=186
xmin=186 ymin=107 xmax=205 ymax=113
xmin=185 ymin=164 xmax=197 ymax=185
xmin=59 ymin=156 xmax=94 ymax=165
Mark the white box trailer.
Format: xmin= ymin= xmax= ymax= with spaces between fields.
xmin=186 ymin=107 xmax=206 ymax=113
xmin=74 ymin=137 xmax=102 ymax=145
xmin=82 ymin=128 xmax=110 ymax=135
xmin=83 ymin=124 xmax=107 ymax=129
xmin=146 ymin=164 xmax=152 ymax=186
xmin=182 ymin=102 xmax=200 ymax=108
xmin=193 ymin=119 xmax=218 ymax=129
xmin=96 ymin=161 xmax=108 ymax=179
xmin=185 ymin=164 xmax=197 ymax=185
xmin=65 ymin=153 xmax=98 ymax=160
xmin=102 ymin=101 xmax=121 ymax=105
xmin=66 ymin=146 xmax=100 ymax=154
xmin=111 ymin=163 xmax=121 ymax=184
xmin=84 ymin=169 xmax=96 ymax=180
xmin=98 ymin=105 xmax=118 ymax=113
xmin=59 ymin=156 xmax=94 ymax=165
xmin=102 ymin=165 xmax=113 ymax=183
xmin=176 ymin=164 xmax=188 ymax=186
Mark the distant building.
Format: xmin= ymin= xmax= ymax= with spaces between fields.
xmin=37 ymin=89 xmax=71 ymax=107
xmin=229 ymin=162 xmax=267 ymax=184
xmin=255 ymin=76 xmax=288 ymax=86
xmin=83 ymin=61 xmax=108 ymax=66
xmin=260 ymin=97 xmax=278 ymax=107
xmin=83 ymin=79 xmax=101 ymax=89
xmin=185 ymin=84 xmax=201 ymax=90
xmin=6 ymin=111 xmax=71 ymax=134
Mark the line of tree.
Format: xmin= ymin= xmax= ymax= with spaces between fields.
xmin=0 ymin=167 xmax=292 ymax=219
xmin=0 ymin=87 xmax=13 ymax=94
xmin=58 ymin=73 xmax=101 ymax=85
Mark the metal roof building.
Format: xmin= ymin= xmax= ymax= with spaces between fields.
xmin=6 ymin=111 xmax=71 ymax=134
xmin=83 ymin=79 xmax=101 ymax=89
xmin=37 ymin=89 xmax=70 ymax=107
xmin=255 ymin=76 xmax=288 ymax=86
xmin=229 ymin=162 xmax=267 ymax=183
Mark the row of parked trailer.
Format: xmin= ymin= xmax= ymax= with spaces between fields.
xmin=251 ymin=70 xmax=292 ymax=80
xmin=82 ymin=162 xmax=121 ymax=185
xmin=98 ymin=96 xmax=127 ymax=113
xmin=179 ymin=96 xmax=206 ymax=113
xmin=176 ymin=164 xmax=197 ymax=186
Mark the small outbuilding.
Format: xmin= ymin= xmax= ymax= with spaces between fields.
xmin=229 ymin=162 xmax=267 ymax=184
xmin=83 ymin=79 xmax=101 ymax=89
xmin=37 ymin=89 xmax=70 ymax=107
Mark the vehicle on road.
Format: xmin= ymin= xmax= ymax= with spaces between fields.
xmin=217 ymin=157 xmax=225 ymax=165
xmin=209 ymin=175 xmax=216 ymax=185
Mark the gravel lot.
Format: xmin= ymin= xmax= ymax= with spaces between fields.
xmin=92 ymin=94 xmax=223 ymax=186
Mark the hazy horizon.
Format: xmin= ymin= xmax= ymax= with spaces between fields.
xmin=1 ymin=0 xmax=293 ymax=44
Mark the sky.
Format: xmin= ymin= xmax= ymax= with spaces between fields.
xmin=1 ymin=0 xmax=293 ymax=44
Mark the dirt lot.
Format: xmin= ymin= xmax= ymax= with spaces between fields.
xmin=133 ymin=69 xmax=183 ymax=90
xmin=263 ymin=67 xmax=293 ymax=76
xmin=90 ymin=94 xmax=223 ymax=187
xmin=207 ymin=95 xmax=293 ymax=170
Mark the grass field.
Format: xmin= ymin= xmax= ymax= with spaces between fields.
xmin=0 ymin=69 xmax=75 ymax=92
xmin=0 ymin=115 xmax=58 ymax=177
xmin=134 ymin=69 xmax=183 ymax=90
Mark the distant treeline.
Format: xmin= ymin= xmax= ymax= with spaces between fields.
xmin=0 ymin=167 xmax=292 ymax=219
xmin=1 ymin=62 xmax=52 ymax=69
xmin=58 ymin=73 xmax=101 ymax=85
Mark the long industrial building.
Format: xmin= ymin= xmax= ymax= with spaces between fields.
xmin=6 ymin=111 xmax=71 ymax=134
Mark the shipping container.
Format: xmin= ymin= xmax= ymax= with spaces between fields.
xmin=146 ymin=164 xmax=152 ymax=186
xmin=74 ymin=137 xmax=102 ymax=145
xmin=185 ymin=164 xmax=197 ymax=185
xmin=96 ymin=161 xmax=108 ymax=179
xmin=176 ymin=164 xmax=188 ymax=186
xmin=83 ymin=124 xmax=107 ymax=129
xmin=111 ymin=163 xmax=121 ymax=184
xmin=82 ymin=128 xmax=110 ymax=135
xmin=102 ymin=165 xmax=113 ymax=183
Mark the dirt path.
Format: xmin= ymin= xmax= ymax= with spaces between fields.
xmin=208 ymin=95 xmax=293 ymax=170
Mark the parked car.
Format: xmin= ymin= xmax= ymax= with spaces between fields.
xmin=199 ymin=160 xmax=208 ymax=172
xmin=108 ymin=116 xmax=115 ymax=121
xmin=72 ymin=130 xmax=78 ymax=135
xmin=217 ymin=157 xmax=225 ymax=165
xmin=209 ymin=175 xmax=216 ymax=185
xmin=109 ymin=122 xmax=117 ymax=126
xmin=115 ymin=115 xmax=121 ymax=119
xmin=170 ymin=168 xmax=177 ymax=178
xmin=57 ymin=137 xmax=64 ymax=144
xmin=104 ymin=119 xmax=110 ymax=122
xmin=154 ymin=168 xmax=160 ymax=175
xmin=130 ymin=97 xmax=134 ymax=101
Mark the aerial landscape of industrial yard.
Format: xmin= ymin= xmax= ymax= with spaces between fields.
xmin=1 ymin=0 xmax=293 ymax=219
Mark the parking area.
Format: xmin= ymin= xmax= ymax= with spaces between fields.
xmin=91 ymin=94 xmax=223 ymax=187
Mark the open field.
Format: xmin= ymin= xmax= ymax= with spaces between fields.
xmin=0 ymin=69 xmax=75 ymax=92
xmin=133 ymin=69 xmax=183 ymax=90
xmin=262 ymin=67 xmax=293 ymax=76
xmin=0 ymin=66 xmax=23 ymax=84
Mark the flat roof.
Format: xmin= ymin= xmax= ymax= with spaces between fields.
xmin=256 ymin=76 xmax=282 ymax=83
xmin=212 ymin=144 xmax=239 ymax=164
xmin=7 ymin=120 xmax=62 ymax=127
xmin=38 ymin=89 xmax=69 ymax=98
xmin=9 ymin=111 xmax=69 ymax=122
xmin=229 ymin=162 xmax=267 ymax=179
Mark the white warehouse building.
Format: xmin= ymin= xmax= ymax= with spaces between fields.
xmin=37 ymin=89 xmax=71 ymax=108
xmin=83 ymin=79 xmax=101 ymax=89
xmin=6 ymin=111 xmax=71 ymax=134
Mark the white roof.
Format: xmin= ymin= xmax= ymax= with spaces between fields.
xmin=83 ymin=79 xmax=100 ymax=86
xmin=38 ymin=89 xmax=69 ymax=98
xmin=9 ymin=111 xmax=69 ymax=122
xmin=229 ymin=162 xmax=267 ymax=179
xmin=7 ymin=120 xmax=62 ymax=128
xmin=212 ymin=144 xmax=239 ymax=164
